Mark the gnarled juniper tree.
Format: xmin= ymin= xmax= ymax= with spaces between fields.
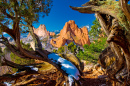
xmin=0 ymin=0 xmax=83 ymax=86
xmin=70 ymin=0 xmax=130 ymax=85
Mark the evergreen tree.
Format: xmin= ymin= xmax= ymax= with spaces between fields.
xmin=68 ymin=42 xmax=77 ymax=54
xmin=89 ymin=19 xmax=101 ymax=39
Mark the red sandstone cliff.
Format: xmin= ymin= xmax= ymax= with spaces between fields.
xmin=50 ymin=20 xmax=91 ymax=48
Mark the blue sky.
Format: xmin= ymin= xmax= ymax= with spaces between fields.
xmin=33 ymin=0 xmax=95 ymax=31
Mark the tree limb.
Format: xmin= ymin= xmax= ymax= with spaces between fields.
xmin=119 ymin=0 xmax=130 ymax=24
xmin=70 ymin=5 xmax=118 ymax=19
xmin=13 ymin=77 xmax=37 ymax=86
xmin=0 ymin=22 xmax=15 ymax=40
xmin=96 ymin=13 xmax=125 ymax=79
xmin=70 ymin=1 xmax=130 ymax=31
xmin=0 ymin=5 xmax=15 ymax=20
xmin=0 ymin=37 xmax=25 ymax=58
xmin=107 ymin=26 xmax=130 ymax=77
xmin=95 ymin=13 xmax=110 ymax=36
xmin=28 ymin=25 xmax=42 ymax=50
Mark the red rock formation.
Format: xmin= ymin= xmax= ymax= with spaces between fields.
xmin=27 ymin=24 xmax=50 ymax=38
xmin=49 ymin=32 xmax=55 ymax=37
xmin=50 ymin=20 xmax=91 ymax=48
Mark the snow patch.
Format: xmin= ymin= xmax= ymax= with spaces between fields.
xmin=68 ymin=75 xmax=74 ymax=86
xmin=25 ymin=66 xmax=33 ymax=68
xmin=31 ymin=67 xmax=38 ymax=71
xmin=3 ymin=32 xmax=7 ymax=35
xmin=25 ymin=66 xmax=38 ymax=71
xmin=4 ymin=82 xmax=12 ymax=86
xmin=12 ymin=72 xmax=19 ymax=75
xmin=61 ymin=64 xmax=74 ymax=69
xmin=48 ymin=53 xmax=80 ymax=85
xmin=58 ymin=57 xmax=65 ymax=63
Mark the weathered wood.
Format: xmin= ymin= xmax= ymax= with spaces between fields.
xmin=119 ymin=0 xmax=130 ymax=26
xmin=70 ymin=0 xmax=130 ymax=84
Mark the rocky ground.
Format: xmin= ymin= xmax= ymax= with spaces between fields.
xmin=0 ymin=37 xmax=112 ymax=86
xmin=38 ymin=71 xmax=109 ymax=86
xmin=36 ymin=68 xmax=110 ymax=86
xmin=18 ymin=64 xmax=111 ymax=86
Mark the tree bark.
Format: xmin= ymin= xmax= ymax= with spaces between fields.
xmin=70 ymin=0 xmax=130 ymax=84
xmin=119 ymin=0 xmax=130 ymax=24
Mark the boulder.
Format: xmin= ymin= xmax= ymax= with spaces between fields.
xmin=50 ymin=20 xmax=91 ymax=48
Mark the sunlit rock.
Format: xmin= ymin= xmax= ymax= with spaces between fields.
xmin=50 ymin=20 xmax=90 ymax=48
xmin=27 ymin=24 xmax=49 ymax=38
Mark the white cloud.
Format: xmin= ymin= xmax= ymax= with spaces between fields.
xmin=85 ymin=25 xmax=91 ymax=32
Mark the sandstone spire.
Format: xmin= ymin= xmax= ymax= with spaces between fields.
xmin=50 ymin=20 xmax=91 ymax=48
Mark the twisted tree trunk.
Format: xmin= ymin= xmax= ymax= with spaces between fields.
xmin=70 ymin=0 xmax=130 ymax=85
xmin=0 ymin=23 xmax=83 ymax=85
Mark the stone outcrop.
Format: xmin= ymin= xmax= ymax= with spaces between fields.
xmin=49 ymin=32 xmax=55 ymax=37
xmin=50 ymin=20 xmax=91 ymax=48
xmin=27 ymin=24 xmax=51 ymax=38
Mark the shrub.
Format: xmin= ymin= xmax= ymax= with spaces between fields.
xmin=77 ymin=37 xmax=108 ymax=64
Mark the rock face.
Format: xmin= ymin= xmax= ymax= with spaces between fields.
xmin=27 ymin=24 xmax=50 ymax=38
xmin=50 ymin=20 xmax=91 ymax=48
xmin=49 ymin=32 xmax=55 ymax=37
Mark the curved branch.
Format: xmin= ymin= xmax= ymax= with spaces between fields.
xmin=95 ymin=13 xmax=110 ymax=36
xmin=28 ymin=26 xmax=42 ymax=50
xmin=107 ymin=26 xmax=130 ymax=77
xmin=96 ymin=13 xmax=125 ymax=78
xmin=0 ymin=74 xmax=23 ymax=82
xmin=13 ymin=77 xmax=37 ymax=86
xmin=0 ymin=71 xmax=38 ymax=82
xmin=0 ymin=37 xmax=25 ymax=58
xmin=70 ymin=2 xmax=130 ymax=31
xmin=0 ymin=23 xmax=15 ymax=40
xmin=70 ymin=6 xmax=118 ymax=19
xmin=0 ymin=7 xmax=15 ymax=20
xmin=70 ymin=6 xmax=96 ymax=14
xmin=2 ymin=58 xmax=26 ymax=69
xmin=0 ymin=29 xmax=68 ymax=79
xmin=119 ymin=0 xmax=130 ymax=23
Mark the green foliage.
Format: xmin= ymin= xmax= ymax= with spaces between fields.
xmin=76 ymin=50 xmax=86 ymax=60
xmin=0 ymin=0 xmax=53 ymax=72
xmin=57 ymin=46 xmax=65 ymax=54
xmin=68 ymin=42 xmax=77 ymax=54
xmin=53 ymin=42 xmax=77 ymax=54
xmin=10 ymin=52 xmax=35 ymax=65
xmin=96 ymin=0 xmax=129 ymax=30
xmin=53 ymin=34 xmax=58 ymax=38
xmin=53 ymin=49 xmax=57 ymax=53
xmin=77 ymin=37 xmax=108 ymax=64
xmin=89 ymin=19 xmax=101 ymax=39
xmin=85 ymin=37 xmax=107 ymax=52
xmin=0 ymin=0 xmax=53 ymax=32
xmin=20 ymin=40 xmax=33 ymax=51
xmin=10 ymin=41 xmax=34 ymax=67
